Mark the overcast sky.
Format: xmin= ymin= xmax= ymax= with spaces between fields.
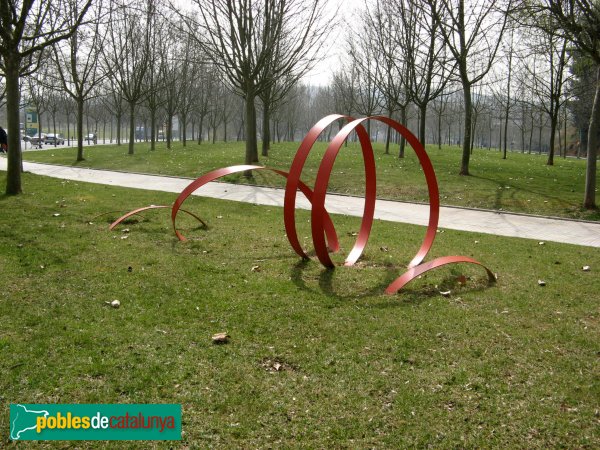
xmin=302 ymin=0 xmax=365 ymax=86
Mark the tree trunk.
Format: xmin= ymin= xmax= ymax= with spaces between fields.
xmin=116 ymin=112 xmax=122 ymax=146
xmin=67 ymin=113 xmax=71 ymax=146
xmin=150 ymin=108 xmax=156 ymax=151
xmin=198 ymin=116 xmax=204 ymax=144
xmin=563 ymin=111 xmax=567 ymax=159
xmin=503 ymin=110 xmax=509 ymax=160
xmin=528 ymin=120 xmax=533 ymax=154
xmin=460 ymin=84 xmax=472 ymax=175
xmin=128 ymin=103 xmax=135 ymax=155
xmin=398 ymin=107 xmax=406 ymax=158
xmin=182 ymin=113 xmax=187 ymax=147
xmin=245 ymin=91 xmax=259 ymax=176
xmin=385 ymin=126 xmax=391 ymax=155
xmin=166 ymin=114 xmax=172 ymax=150
xmin=262 ymin=100 xmax=270 ymax=157
xmin=76 ymin=98 xmax=84 ymax=161
xmin=419 ymin=102 xmax=427 ymax=145
xmin=5 ymin=58 xmax=22 ymax=195
xmin=470 ymin=113 xmax=477 ymax=154
xmin=538 ymin=113 xmax=543 ymax=155
xmin=583 ymin=65 xmax=599 ymax=209
xmin=547 ymin=111 xmax=558 ymax=165
xmin=437 ymin=110 xmax=442 ymax=150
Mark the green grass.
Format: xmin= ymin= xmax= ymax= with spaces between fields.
xmin=23 ymin=139 xmax=600 ymax=221
xmin=1 ymin=171 xmax=599 ymax=448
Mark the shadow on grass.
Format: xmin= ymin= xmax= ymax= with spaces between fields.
xmin=290 ymin=258 xmax=496 ymax=307
xmin=289 ymin=259 xmax=389 ymax=302
xmin=471 ymin=174 xmax=573 ymax=212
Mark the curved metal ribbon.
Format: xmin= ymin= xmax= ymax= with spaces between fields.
xmin=307 ymin=116 xmax=439 ymax=270
xmin=283 ymin=114 xmax=350 ymax=259
xmin=367 ymin=116 xmax=440 ymax=269
xmin=384 ymin=256 xmax=497 ymax=294
xmin=107 ymin=114 xmax=494 ymax=296
xmin=170 ymin=165 xmax=339 ymax=248
xmin=309 ymin=118 xmax=376 ymax=268
xmin=109 ymin=205 xmax=207 ymax=231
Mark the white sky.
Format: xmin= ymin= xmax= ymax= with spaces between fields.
xmin=302 ymin=0 xmax=366 ymax=86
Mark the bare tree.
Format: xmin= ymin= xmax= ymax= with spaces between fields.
xmin=51 ymin=1 xmax=106 ymax=161
xmin=332 ymin=65 xmax=357 ymax=124
xmin=183 ymin=0 xmax=329 ymax=175
xmin=429 ymin=0 xmax=513 ymax=175
xmin=490 ymin=24 xmax=517 ymax=159
xmin=0 ymin=0 xmax=92 ymax=194
xmin=177 ymin=34 xmax=202 ymax=147
xmin=524 ymin=0 xmax=599 ymax=208
xmin=59 ymin=92 xmax=76 ymax=145
xmin=100 ymin=76 xmax=125 ymax=144
xmin=402 ymin=0 xmax=452 ymax=145
xmin=191 ymin=64 xmax=216 ymax=144
xmin=159 ymin=45 xmax=182 ymax=149
xmin=207 ymin=79 xmax=225 ymax=143
xmin=104 ymin=0 xmax=151 ymax=155
xmin=363 ymin=0 xmax=413 ymax=156
xmin=520 ymin=26 xmax=570 ymax=165
xmin=348 ymin=34 xmax=382 ymax=136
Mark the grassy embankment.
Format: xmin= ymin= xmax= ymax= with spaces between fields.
xmin=1 ymin=170 xmax=598 ymax=447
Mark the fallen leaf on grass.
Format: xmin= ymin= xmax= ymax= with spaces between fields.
xmin=212 ymin=332 xmax=230 ymax=344
xmin=104 ymin=300 xmax=120 ymax=308
xmin=261 ymin=358 xmax=295 ymax=372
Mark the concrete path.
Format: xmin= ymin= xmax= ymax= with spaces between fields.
xmin=2 ymin=157 xmax=599 ymax=248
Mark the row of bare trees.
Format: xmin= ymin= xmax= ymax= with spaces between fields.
xmin=1 ymin=0 xmax=331 ymax=191
xmin=339 ymin=0 xmax=598 ymax=208
xmin=0 ymin=0 xmax=598 ymax=208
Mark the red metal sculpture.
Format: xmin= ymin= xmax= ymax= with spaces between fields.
xmin=109 ymin=205 xmax=207 ymax=231
xmin=112 ymin=115 xmax=495 ymax=295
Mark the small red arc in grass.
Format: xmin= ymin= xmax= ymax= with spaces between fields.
xmin=111 ymin=114 xmax=495 ymax=295
xmin=109 ymin=205 xmax=207 ymax=231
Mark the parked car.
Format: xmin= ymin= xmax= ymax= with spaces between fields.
xmin=85 ymin=133 xmax=97 ymax=144
xmin=28 ymin=133 xmax=47 ymax=147
xmin=45 ymin=133 xmax=65 ymax=145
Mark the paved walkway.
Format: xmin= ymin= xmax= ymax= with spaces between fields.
xmin=2 ymin=158 xmax=599 ymax=248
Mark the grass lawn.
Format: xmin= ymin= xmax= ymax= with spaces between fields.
xmin=1 ymin=171 xmax=599 ymax=448
xmin=22 ymin=139 xmax=600 ymax=221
